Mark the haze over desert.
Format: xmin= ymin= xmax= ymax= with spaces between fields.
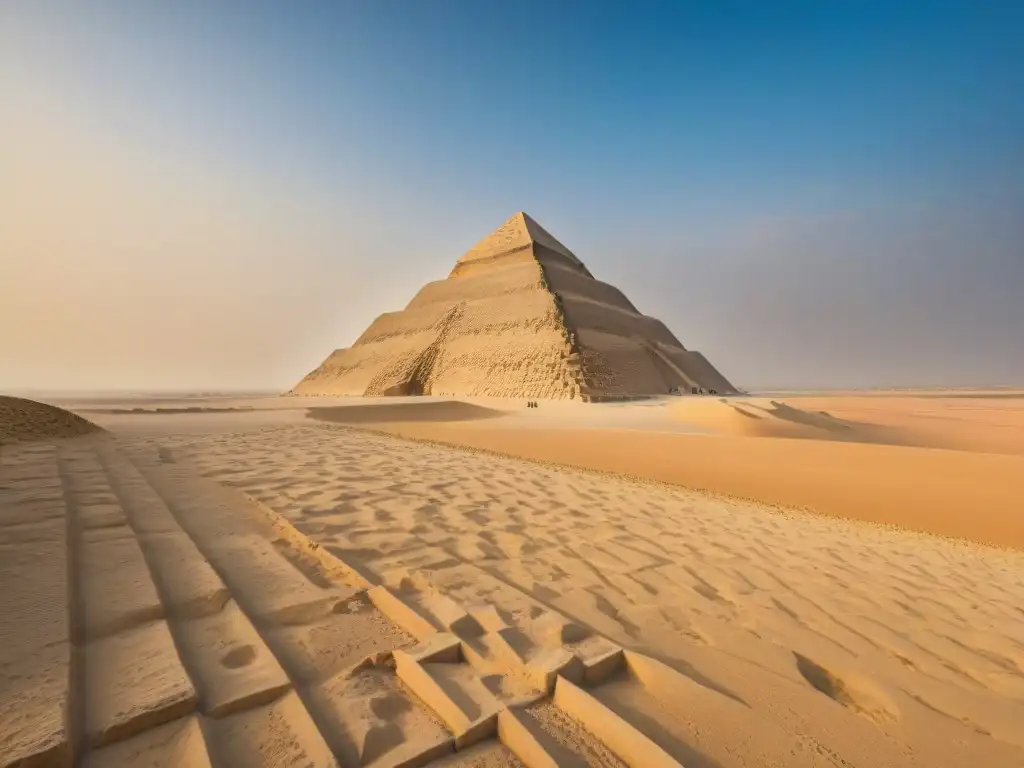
xmin=5 ymin=3 xmax=1024 ymax=767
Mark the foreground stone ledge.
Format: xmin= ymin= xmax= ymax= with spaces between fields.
xmin=552 ymin=675 xmax=681 ymax=768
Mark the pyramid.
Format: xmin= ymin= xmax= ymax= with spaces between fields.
xmin=292 ymin=212 xmax=736 ymax=400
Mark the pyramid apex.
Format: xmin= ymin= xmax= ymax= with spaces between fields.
xmin=451 ymin=211 xmax=586 ymax=277
xmin=511 ymin=210 xmax=542 ymax=229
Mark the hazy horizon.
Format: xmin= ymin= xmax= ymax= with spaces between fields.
xmin=3 ymin=2 xmax=1022 ymax=392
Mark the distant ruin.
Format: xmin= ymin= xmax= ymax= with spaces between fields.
xmin=293 ymin=212 xmax=735 ymax=400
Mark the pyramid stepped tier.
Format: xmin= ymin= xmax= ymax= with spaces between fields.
xmin=292 ymin=212 xmax=735 ymax=399
xmin=448 ymin=211 xmax=593 ymax=279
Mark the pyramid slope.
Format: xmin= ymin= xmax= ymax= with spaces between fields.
xmin=292 ymin=213 xmax=735 ymax=399
xmin=449 ymin=212 xmax=591 ymax=278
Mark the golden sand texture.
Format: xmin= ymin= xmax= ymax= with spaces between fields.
xmin=0 ymin=395 xmax=103 ymax=443
xmin=292 ymin=212 xmax=734 ymax=400
xmin=6 ymin=395 xmax=1023 ymax=766
xmin=2 ymin=436 xmax=635 ymax=767
xmin=672 ymin=396 xmax=910 ymax=442
xmin=130 ymin=422 xmax=1024 ymax=767
xmin=777 ymin=393 xmax=1024 ymax=456
xmin=1 ymin=438 xmax=437 ymax=767
xmin=329 ymin=394 xmax=1024 ymax=549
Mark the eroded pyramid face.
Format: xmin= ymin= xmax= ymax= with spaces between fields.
xmin=292 ymin=213 xmax=734 ymax=399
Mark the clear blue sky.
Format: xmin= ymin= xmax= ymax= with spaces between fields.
xmin=3 ymin=1 xmax=1022 ymax=390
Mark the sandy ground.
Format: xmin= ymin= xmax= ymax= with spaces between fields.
xmin=300 ymin=393 xmax=1024 ymax=549
xmin=0 ymin=395 xmax=103 ymax=443
xmin=3 ymin=392 xmax=1023 ymax=766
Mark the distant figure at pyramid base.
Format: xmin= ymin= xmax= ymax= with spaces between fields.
xmin=292 ymin=212 xmax=736 ymax=401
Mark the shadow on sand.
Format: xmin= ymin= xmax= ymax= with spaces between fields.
xmin=307 ymin=400 xmax=507 ymax=425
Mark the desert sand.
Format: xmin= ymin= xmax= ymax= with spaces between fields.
xmin=340 ymin=395 xmax=1024 ymax=549
xmin=2 ymin=391 xmax=1023 ymax=767
xmin=293 ymin=212 xmax=734 ymax=400
xmin=0 ymin=396 xmax=104 ymax=443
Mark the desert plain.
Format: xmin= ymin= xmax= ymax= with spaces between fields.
xmin=2 ymin=390 xmax=1023 ymax=767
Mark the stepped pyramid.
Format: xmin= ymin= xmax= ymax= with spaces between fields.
xmin=292 ymin=212 xmax=735 ymax=400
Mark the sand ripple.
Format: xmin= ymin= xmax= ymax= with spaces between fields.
xmin=135 ymin=423 xmax=1024 ymax=768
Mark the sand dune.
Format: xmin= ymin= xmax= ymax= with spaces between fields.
xmin=329 ymin=422 xmax=1024 ymax=549
xmin=106 ymin=421 xmax=1024 ymax=767
xmin=671 ymin=393 xmax=1024 ymax=456
xmin=4 ymin=396 xmax=1023 ymax=766
xmin=1 ymin=395 xmax=103 ymax=442
xmin=331 ymin=394 xmax=1024 ymax=549
xmin=672 ymin=397 xmax=909 ymax=444
xmin=1 ymin=432 xmax=722 ymax=767
xmin=781 ymin=394 xmax=1024 ymax=455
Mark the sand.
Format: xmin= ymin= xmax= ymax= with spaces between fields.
xmin=320 ymin=394 xmax=1024 ymax=549
xmin=0 ymin=395 xmax=103 ymax=443
xmin=2 ymin=392 xmax=1023 ymax=766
